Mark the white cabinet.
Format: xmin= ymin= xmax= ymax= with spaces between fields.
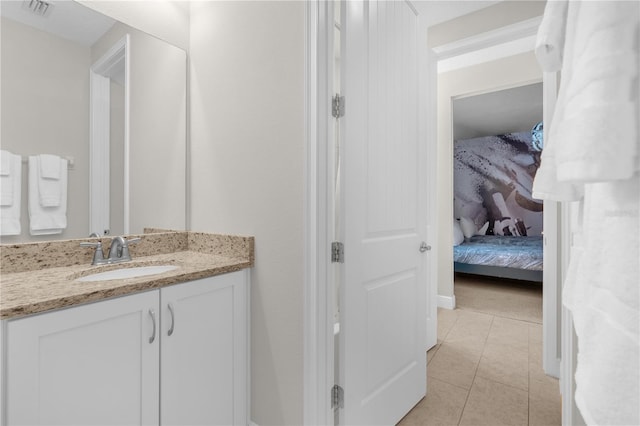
xmin=161 ymin=272 xmax=248 ymax=426
xmin=2 ymin=271 xmax=248 ymax=426
xmin=5 ymin=291 xmax=160 ymax=426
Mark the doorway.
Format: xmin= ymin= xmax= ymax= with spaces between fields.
xmin=452 ymin=83 xmax=544 ymax=322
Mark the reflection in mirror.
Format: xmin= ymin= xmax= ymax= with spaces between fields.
xmin=0 ymin=0 xmax=186 ymax=242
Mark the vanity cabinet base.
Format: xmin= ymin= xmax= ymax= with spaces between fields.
xmin=1 ymin=271 xmax=248 ymax=426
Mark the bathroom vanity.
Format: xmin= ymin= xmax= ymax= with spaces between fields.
xmin=0 ymin=231 xmax=253 ymax=426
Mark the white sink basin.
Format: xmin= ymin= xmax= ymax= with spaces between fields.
xmin=77 ymin=265 xmax=178 ymax=282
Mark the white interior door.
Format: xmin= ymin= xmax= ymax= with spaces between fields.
xmin=340 ymin=1 xmax=428 ymax=424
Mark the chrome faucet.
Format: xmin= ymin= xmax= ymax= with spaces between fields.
xmin=81 ymin=236 xmax=141 ymax=265
xmin=108 ymin=236 xmax=141 ymax=263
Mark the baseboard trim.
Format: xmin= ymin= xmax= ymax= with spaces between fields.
xmin=437 ymin=294 xmax=456 ymax=310
xmin=250 ymin=422 xmax=259 ymax=426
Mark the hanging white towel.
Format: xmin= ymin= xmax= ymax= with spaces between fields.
xmin=36 ymin=154 xmax=65 ymax=207
xmin=28 ymin=155 xmax=67 ymax=235
xmin=0 ymin=150 xmax=22 ymax=235
xmin=0 ymin=150 xmax=14 ymax=206
xmin=533 ymin=2 xmax=640 ymax=425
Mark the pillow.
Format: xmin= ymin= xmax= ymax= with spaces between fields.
xmin=459 ymin=216 xmax=476 ymax=239
xmin=453 ymin=220 xmax=464 ymax=246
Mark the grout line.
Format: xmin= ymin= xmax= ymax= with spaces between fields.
xmin=456 ymin=314 xmax=495 ymax=426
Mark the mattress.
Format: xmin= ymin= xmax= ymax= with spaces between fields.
xmin=453 ymin=235 xmax=543 ymax=271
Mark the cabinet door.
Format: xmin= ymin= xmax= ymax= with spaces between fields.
xmin=160 ymin=271 xmax=248 ymax=426
xmin=5 ymin=291 xmax=160 ymax=426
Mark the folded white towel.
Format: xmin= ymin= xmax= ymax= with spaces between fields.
xmin=39 ymin=153 xmax=61 ymax=180
xmin=34 ymin=154 xmax=66 ymax=207
xmin=28 ymin=156 xmax=67 ymax=235
xmin=0 ymin=150 xmax=22 ymax=235
xmin=0 ymin=150 xmax=15 ymax=206
xmin=0 ymin=150 xmax=11 ymax=176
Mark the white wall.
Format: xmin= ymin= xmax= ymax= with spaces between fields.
xmin=189 ymin=2 xmax=305 ymax=425
xmin=0 ymin=17 xmax=91 ymax=242
xmin=430 ymin=1 xmax=545 ymax=300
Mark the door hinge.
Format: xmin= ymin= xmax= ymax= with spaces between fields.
xmin=332 ymin=384 xmax=344 ymax=410
xmin=331 ymin=242 xmax=344 ymax=263
xmin=332 ymin=94 xmax=345 ymax=118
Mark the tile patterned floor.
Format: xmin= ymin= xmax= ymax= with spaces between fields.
xmin=398 ymin=276 xmax=561 ymax=426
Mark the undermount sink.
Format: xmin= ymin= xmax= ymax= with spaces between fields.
xmin=77 ymin=265 xmax=179 ymax=282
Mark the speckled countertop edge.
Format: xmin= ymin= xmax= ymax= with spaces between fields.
xmin=0 ymin=232 xmax=254 ymax=320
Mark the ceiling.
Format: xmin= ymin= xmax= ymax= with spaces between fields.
xmin=0 ymin=0 xmax=115 ymax=46
xmin=453 ymin=82 xmax=543 ymax=140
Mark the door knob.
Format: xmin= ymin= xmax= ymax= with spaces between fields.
xmin=419 ymin=242 xmax=431 ymax=253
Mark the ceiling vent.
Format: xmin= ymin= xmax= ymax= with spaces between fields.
xmin=22 ymin=0 xmax=53 ymax=17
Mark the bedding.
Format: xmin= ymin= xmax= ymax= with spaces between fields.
xmin=454 ymin=235 xmax=543 ymax=271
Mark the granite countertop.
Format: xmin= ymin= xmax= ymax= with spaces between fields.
xmin=0 ymin=231 xmax=254 ymax=320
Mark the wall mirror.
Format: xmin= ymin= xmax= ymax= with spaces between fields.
xmin=0 ymin=0 xmax=187 ymax=242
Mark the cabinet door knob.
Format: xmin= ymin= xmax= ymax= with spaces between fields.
xmin=167 ymin=303 xmax=175 ymax=336
xmin=148 ymin=309 xmax=157 ymax=344
xmin=419 ymin=242 xmax=431 ymax=253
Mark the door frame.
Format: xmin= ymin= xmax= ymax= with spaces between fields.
xmin=89 ymin=35 xmax=130 ymax=237
xmin=432 ymin=16 xmax=562 ymax=378
xmin=303 ymin=1 xmax=335 ymax=424
xmin=304 ymin=1 xmax=436 ymax=423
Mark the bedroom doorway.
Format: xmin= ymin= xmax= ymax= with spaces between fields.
xmin=452 ymin=82 xmax=543 ymax=294
xmin=452 ymin=83 xmax=544 ymax=323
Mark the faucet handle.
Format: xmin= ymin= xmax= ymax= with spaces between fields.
xmin=120 ymin=237 xmax=141 ymax=262
xmin=126 ymin=237 xmax=141 ymax=245
xmin=80 ymin=241 xmax=106 ymax=265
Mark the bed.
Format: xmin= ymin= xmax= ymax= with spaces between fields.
xmin=454 ymin=235 xmax=543 ymax=282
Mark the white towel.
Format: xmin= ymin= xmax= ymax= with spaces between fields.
xmin=0 ymin=150 xmax=15 ymax=206
xmin=39 ymin=153 xmax=61 ymax=180
xmin=0 ymin=150 xmax=22 ymax=235
xmin=533 ymin=2 xmax=640 ymax=425
xmin=28 ymin=156 xmax=67 ymax=235
xmin=533 ymin=1 xmax=639 ymax=204
xmin=35 ymin=154 xmax=65 ymax=207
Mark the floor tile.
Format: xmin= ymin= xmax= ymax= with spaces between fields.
xmin=486 ymin=316 xmax=529 ymax=353
xmin=455 ymin=277 xmax=542 ymax=323
xmin=459 ymin=377 xmax=528 ymax=426
xmin=529 ymin=363 xmax=560 ymax=398
xmin=529 ymin=323 xmax=543 ymax=343
xmin=529 ymin=390 xmax=562 ymax=426
xmin=476 ymin=341 xmax=529 ymax=391
xmin=427 ymin=342 xmax=481 ymax=390
xmin=397 ymin=377 xmax=469 ymax=426
xmin=437 ymin=308 xmax=459 ymax=341
xmin=400 ymin=276 xmax=561 ymax=426
xmin=443 ymin=311 xmax=493 ymax=355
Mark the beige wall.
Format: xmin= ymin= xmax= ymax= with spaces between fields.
xmin=0 ymin=17 xmax=91 ymax=242
xmin=189 ymin=2 xmax=305 ymax=424
xmin=431 ymin=1 xmax=545 ymax=300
